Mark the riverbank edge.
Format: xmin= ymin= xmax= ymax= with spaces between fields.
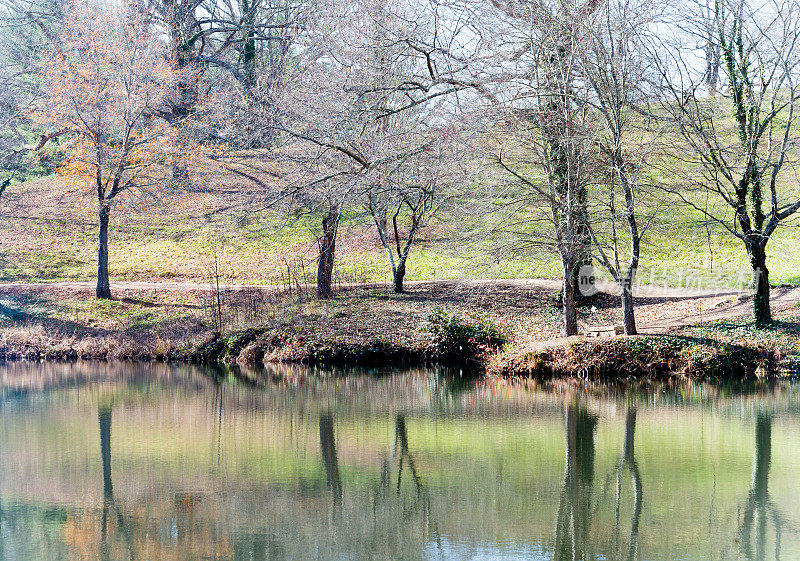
xmin=486 ymin=336 xmax=787 ymax=381
xmin=0 ymin=326 xmax=791 ymax=380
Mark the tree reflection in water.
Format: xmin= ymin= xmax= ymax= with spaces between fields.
xmin=319 ymin=412 xmax=342 ymax=508
xmin=614 ymin=408 xmax=642 ymax=561
xmin=380 ymin=414 xmax=441 ymax=550
xmin=555 ymin=404 xmax=643 ymax=561
xmin=738 ymin=413 xmax=785 ymax=561
xmin=6 ymin=365 xmax=800 ymax=561
xmin=383 ymin=415 xmax=423 ymax=497
xmin=98 ymin=406 xmax=135 ymax=561
xmin=555 ymin=404 xmax=598 ymax=560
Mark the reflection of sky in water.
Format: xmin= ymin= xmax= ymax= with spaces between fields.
xmin=0 ymin=361 xmax=797 ymax=561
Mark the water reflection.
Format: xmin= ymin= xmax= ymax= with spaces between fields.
xmin=618 ymin=408 xmax=642 ymax=561
xmin=0 ymin=362 xmax=799 ymax=560
xmin=319 ymin=412 xmax=342 ymax=507
xmin=739 ymin=413 xmax=783 ymax=561
xmin=381 ymin=415 xmax=439 ymax=549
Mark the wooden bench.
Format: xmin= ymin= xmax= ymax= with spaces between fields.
xmin=585 ymin=325 xmax=624 ymax=338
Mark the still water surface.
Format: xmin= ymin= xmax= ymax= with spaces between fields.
xmin=0 ymin=361 xmax=798 ymax=560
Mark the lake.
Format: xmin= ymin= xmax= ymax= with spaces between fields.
xmin=0 ymin=361 xmax=797 ymax=560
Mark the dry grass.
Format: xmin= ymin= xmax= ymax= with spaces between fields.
xmin=0 ymin=279 xmax=765 ymax=366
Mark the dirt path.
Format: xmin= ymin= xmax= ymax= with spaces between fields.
xmin=2 ymin=278 xmax=798 ymax=334
xmin=0 ymin=278 xmax=565 ymax=293
xmin=640 ymin=285 xmax=800 ymax=333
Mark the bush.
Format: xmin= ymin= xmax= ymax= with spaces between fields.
xmin=424 ymin=307 xmax=506 ymax=363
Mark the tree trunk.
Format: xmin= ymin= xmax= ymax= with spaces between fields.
xmin=172 ymin=154 xmax=189 ymax=185
xmin=620 ymin=281 xmax=637 ymax=335
xmin=319 ymin=413 xmax=342 ymax=506
xmin=97 ymin=204 xmax=111 ymax=299
xmin=171 ymin=130 xmax=190 ymax=186
xmin=168 ymin=16 xmax=198 ymax=186
xmin=393 ymin=259 xmax=406 ymax=293
xmin=99 ymin=406 xmax=113 ymax=499
xmin=563 ymin=261 xmax=578 ymax=336
xmin=317 ymin=208 xmax=339 ymax=299
xmin=747 ymin=240 xmax=772 ymax=326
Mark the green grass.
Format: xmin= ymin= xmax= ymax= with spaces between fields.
xmin=683 ymin=310 xmax=800 ymax=363
xmin=1 ymin=151 xmax=799 ymax=287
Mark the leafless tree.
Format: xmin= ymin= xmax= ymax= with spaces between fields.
xmin=363 ymin=136 xmax=466 ymax=292
xmin=469 ymin=0 xmax=603 ymax=335
xmin=272 ymin=0 xmax=464 ymax=297
xmin=653 ymin=0 xmax=800 ymax=325
xmin=0 ymin=0 xmax=63 ymax=180
xmin=581 ymin=0 xmax=663 ymax=334
xmin=138 ymin=0 xmax=305 ymax=179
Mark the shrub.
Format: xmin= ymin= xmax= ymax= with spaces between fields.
xmin=424 ymin=307 xmax=506 ymax=363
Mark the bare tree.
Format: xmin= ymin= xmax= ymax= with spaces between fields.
xmin=146 ymin=0 xmax=203 ymax=183
xmin=654 ymin=0 xmax=800 ymax=325
xmin=581 ymin=0 xmax=662 ymax=334
xmin=226 ymin=0 xmax=305 ymax=147
xmin=0 ymin=0 xmax=63 ymax=181
xmin=363 ymin=139 xmax=464 ymax=292
xmin=477 ymin=0 xmax=603 ymax=335
xmin=273 ymin=0 xmax=462 ymax=297
xmin=140 ymin=0 xmax=305 ymax=179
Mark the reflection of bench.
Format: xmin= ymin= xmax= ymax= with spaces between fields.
xmin=585 ymin=325 xmax=624 ymax=338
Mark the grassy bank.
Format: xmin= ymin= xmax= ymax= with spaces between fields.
xmin=488 ymin=305 xmax=800 ymax=380
xmin=488 ymin=336 xmax=780 ymax=381
xmin=1 ymin=280 xmax=797 ymax=379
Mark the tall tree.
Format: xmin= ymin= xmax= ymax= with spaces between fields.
xmin=581 ymin=0 xmax=662 ymax=334
xmin=655 ymin=0 xmax=800 ymax=325
xmin=479 ymin=0 xmax=603 ymax=335
xmin=141 ymin=0 xmax=304 ymax=177
xmin=34 ymin=0 xmax=173 ymax=298
xmin=149 ymin=0 xmax=202 ymax=183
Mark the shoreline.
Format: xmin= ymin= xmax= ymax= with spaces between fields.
xmin=1 ymin=280 xmax=798 ymax=381
xmin=0 ymin=326 xmax=791 ymax=382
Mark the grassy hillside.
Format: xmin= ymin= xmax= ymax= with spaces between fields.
xmin=1 ymin=149 xmax=799 ymax=287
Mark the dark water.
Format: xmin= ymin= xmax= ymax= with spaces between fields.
xmin=0 ymin=362 xmax=798 ymax=560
